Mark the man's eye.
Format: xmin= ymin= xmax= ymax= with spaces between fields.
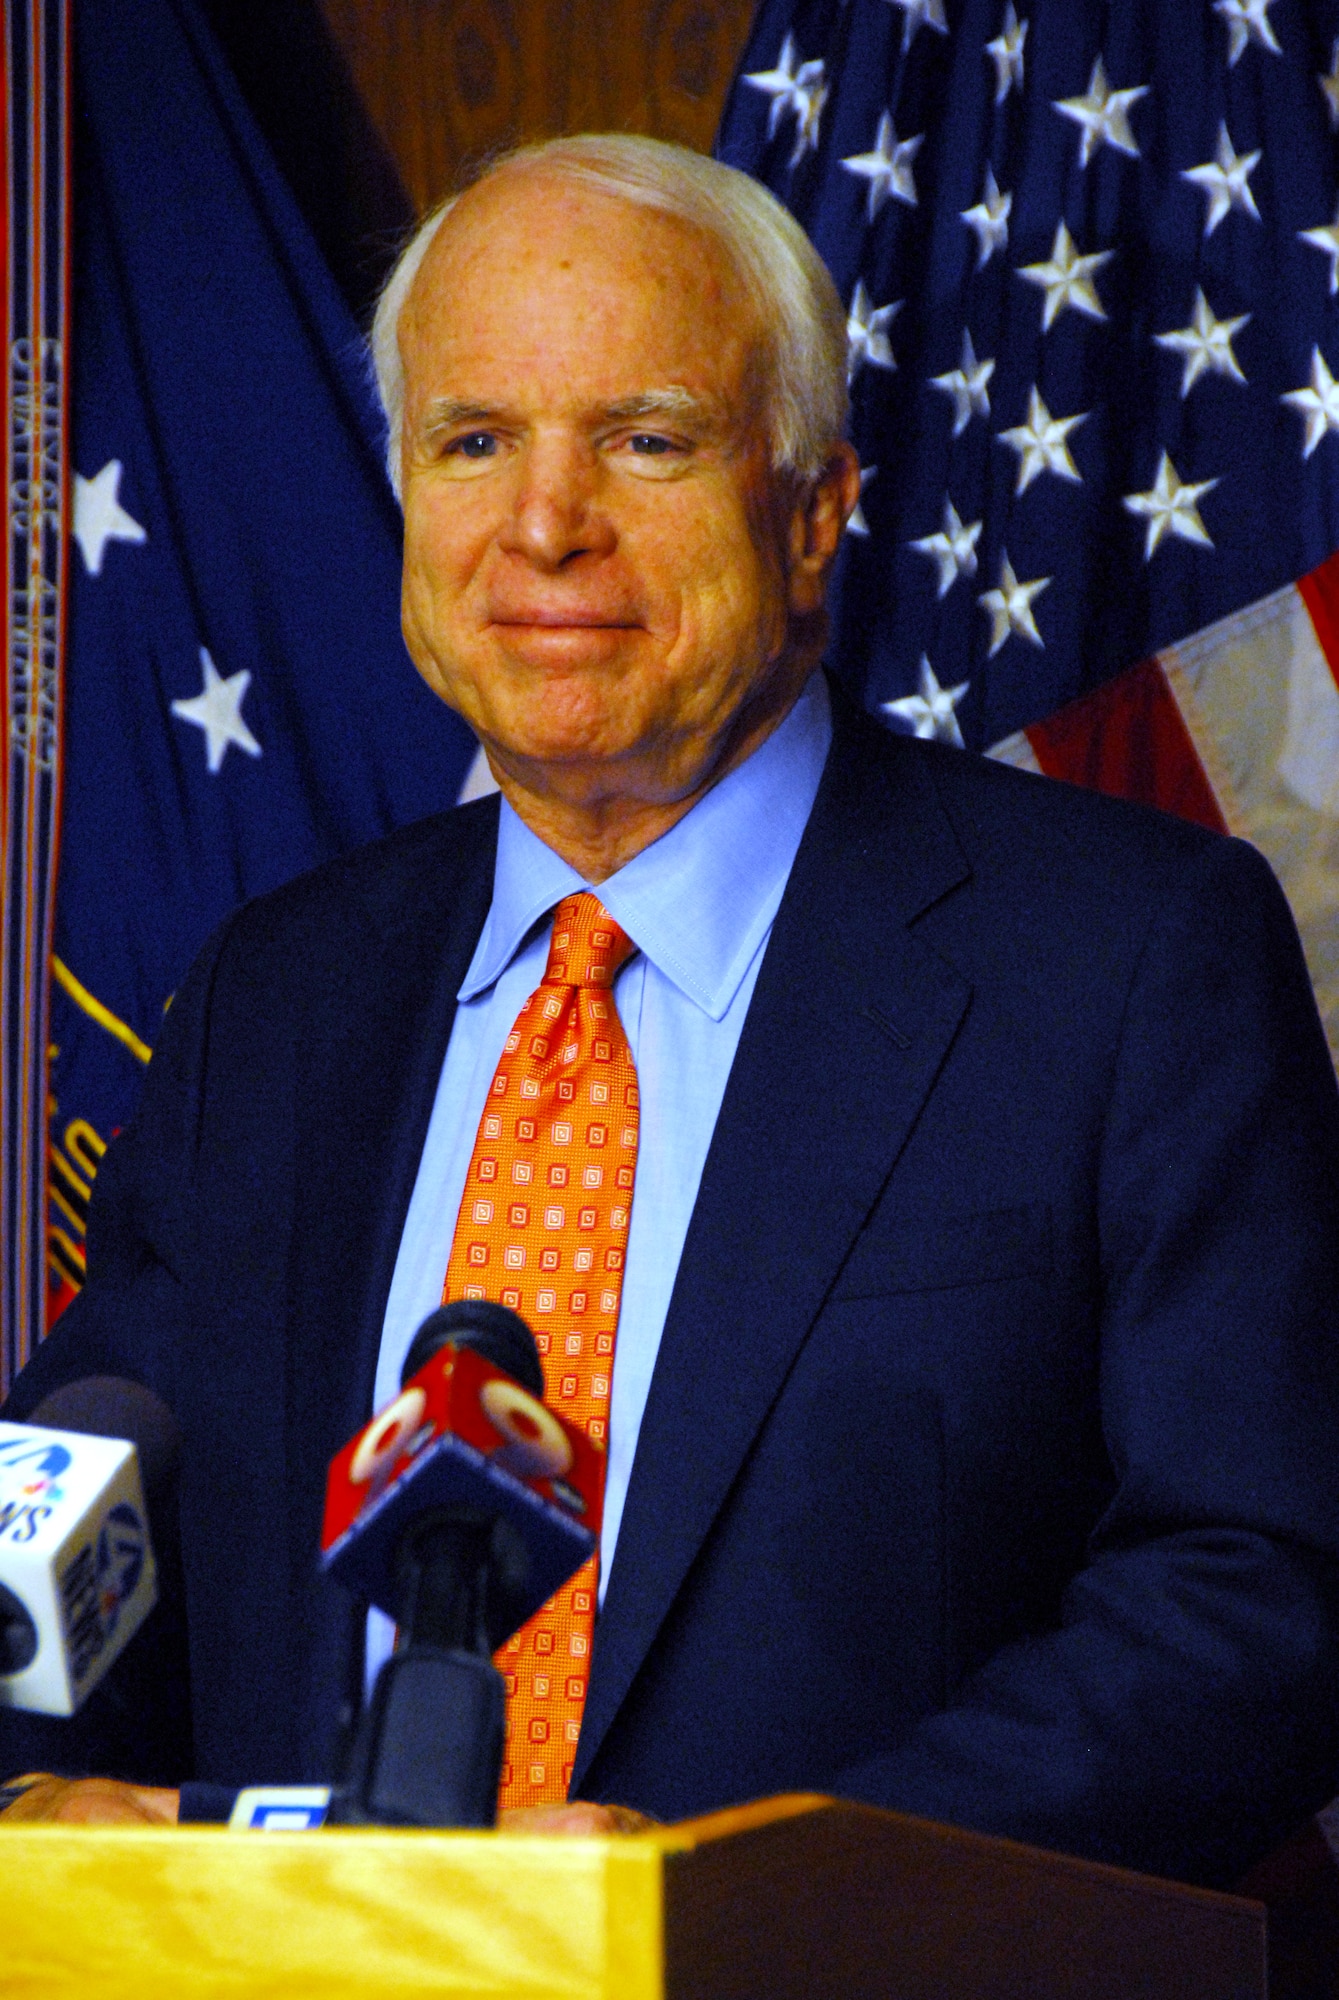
xmin=627 ymin=434 xmax=675 ymax=455
xmin=450 ymin=432 xmax=497 ymax=459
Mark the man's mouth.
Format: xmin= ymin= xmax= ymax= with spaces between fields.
xmin=490 ymin=611 xmax=641 ymax=629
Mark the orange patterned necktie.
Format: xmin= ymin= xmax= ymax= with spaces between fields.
xmin=441 ymin=891 xmax=639 ymax=1808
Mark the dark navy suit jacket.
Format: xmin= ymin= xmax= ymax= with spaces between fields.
xmin=7 ymin=690 xmax=1339 ymax=1885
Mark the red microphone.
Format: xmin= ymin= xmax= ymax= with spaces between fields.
xmin=321 ymin=1302 xmax=603 ymax=1827
xmin=321 ymin=1328 xmax=603 ymax=1630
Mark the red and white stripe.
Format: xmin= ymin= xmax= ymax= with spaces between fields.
xmin=990 ymin=552 xmax=1339 ymax=1064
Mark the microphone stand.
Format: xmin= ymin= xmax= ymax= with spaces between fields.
xmin=329 ymin=1509 xmax=507 ymax=1828
xmin=328 ymin=1301 xmax=548 ymax=1829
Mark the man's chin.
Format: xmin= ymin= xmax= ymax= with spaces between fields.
xmin=462 ymin=667 xmax=660 ymax=771
xmin=475 ymin=707 xmax=715 ymax=807
xmin=483 ymin=729 xmax=646 ymax=789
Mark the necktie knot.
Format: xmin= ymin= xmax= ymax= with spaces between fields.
xmin=544 ymin=892 xmax=636 ymax=989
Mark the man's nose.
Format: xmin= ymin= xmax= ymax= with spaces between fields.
xmin=497 ymin=436 xmax=616 ymax=569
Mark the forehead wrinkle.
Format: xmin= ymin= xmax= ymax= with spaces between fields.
xmin=403 ymin=189 xmax=770 ymax=441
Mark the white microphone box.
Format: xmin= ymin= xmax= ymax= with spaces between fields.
xmin=0 ymin=1419 xmax=158 ymax=1715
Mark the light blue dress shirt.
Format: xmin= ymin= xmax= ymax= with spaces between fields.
xmin=365 ymin=672 xmax=831 ymax=1684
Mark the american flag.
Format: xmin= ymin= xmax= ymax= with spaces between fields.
xmin=717 ymin=0 xmax=1339 ymax=1060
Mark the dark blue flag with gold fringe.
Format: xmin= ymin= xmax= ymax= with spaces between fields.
xmin=28 ymin=0 xmax=475 ymax=1390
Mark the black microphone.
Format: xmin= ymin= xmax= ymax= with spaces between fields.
xmin=400 ymin=1300 xmax=545 ymax=1400
xmin=327 ymin=1302 xmax=593 ymax=1829
xmin=30 ymin=1378 xmax=181 ymax=1500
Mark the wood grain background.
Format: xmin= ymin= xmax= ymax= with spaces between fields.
xmin=316 ymin=0 xmax=756 ymax=215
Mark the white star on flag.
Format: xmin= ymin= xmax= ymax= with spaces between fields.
xmin=882 ymin=655 xmax=969 ymax=747
xmin=841 ymin=111 xmax=922 ymax=222
xmin=786 ymin=75 xmax=827 ymax=167
xmin=1213 ymin=0 xmax=1282 ymax=66
xmin=1282 ymin=348 xmax=1339 ymax=458
xmin=1053 ymin=56 xmax=1148 ymax=169
xmin=887 ymin=0 xmax=948 ymax=54
xmin=909 ymin=498 xmax=982 ymax=598
xmin=985 ymin=3 xmax=1027 ymax=105
xmin=1123 ymin=452 xmax=1218 ymax=558
xmin=1299 ymin=203 xmax=1339 ymax=296
xmin=847 ymin=280 xmax=901 ymax=383
xmin=998 ymin=388 xmax=1086 ymax=495
xmin=1182 ymin=124 xmax=1262 ymax=238
xmin=73 ymin=460 xmax=147 ymax=576
xmin=979 ymin=552 xmax=1049 ymax=657
xmin=960 ymin=165 xmax=1011 ymax=270
xmin=1153 ymin=288 xmax=1250 ymax=395
xmin=1018 ymin=221 xmax=1112 ymax=331
xmin=171 ymin=646 xmax=263 ymax=773
xmin=846 ymin=465 xmax=878 ymax=537
xmin=743 ymin=36 xmax=828 ymax=167
xmin=1321 ymin=39 xmax=1339 ymax=130
xmin=930 ymin=331 xmax=994 ymax=437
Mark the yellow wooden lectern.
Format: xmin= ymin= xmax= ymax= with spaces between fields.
xmin=2 ymin=1792 xmax=1266 ymax=1999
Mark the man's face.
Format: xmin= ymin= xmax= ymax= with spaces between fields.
xmin=397 ymin=171 xmax=851 ymax=813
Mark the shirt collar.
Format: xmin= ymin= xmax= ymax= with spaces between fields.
xmin=458 ymin=671 xmax=832 ymax=1021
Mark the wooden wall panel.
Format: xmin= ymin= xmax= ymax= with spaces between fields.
xmin=317 ymin=0 xmax=756 ymax=216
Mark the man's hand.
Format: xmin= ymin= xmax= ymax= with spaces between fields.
xmin=0 ymin=1774 xmax=180 ymax=1825
xmin=0 ymin=1778 xmax=646 ymax=1833
xmin=498 ymin=1801 xmax=655 ymax=1835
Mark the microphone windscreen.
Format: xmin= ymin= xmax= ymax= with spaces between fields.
xmin=0 ymin=1579 xmax=37 ymax=1674
xmin=29 ymin=1378 xmax=181 ymax=1502
xmin=400 ymin=1301 xmax=544 ymax=1398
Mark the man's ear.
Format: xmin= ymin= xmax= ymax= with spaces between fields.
xmin=787 ymin=444 xmax=863 ymax=617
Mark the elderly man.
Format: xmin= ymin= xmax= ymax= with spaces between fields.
xmin=4 ymin=135 xmax=1339 ymax=1882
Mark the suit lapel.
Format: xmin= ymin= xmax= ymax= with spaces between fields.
xmin=575 ymin=711 xmax=972 ymax=1787
xmin=279 ymin=803 xmax=499 ymax=1661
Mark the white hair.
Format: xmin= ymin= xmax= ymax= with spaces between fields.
xmin=370 ymin=133 xmax=850 ymax=499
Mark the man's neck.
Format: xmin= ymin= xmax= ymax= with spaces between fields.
xmin=483 ymin=676 xmax=813 ymax=883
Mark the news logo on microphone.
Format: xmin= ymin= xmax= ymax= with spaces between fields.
xmin=0 ymin=1422 xmax=158 ymax=1715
